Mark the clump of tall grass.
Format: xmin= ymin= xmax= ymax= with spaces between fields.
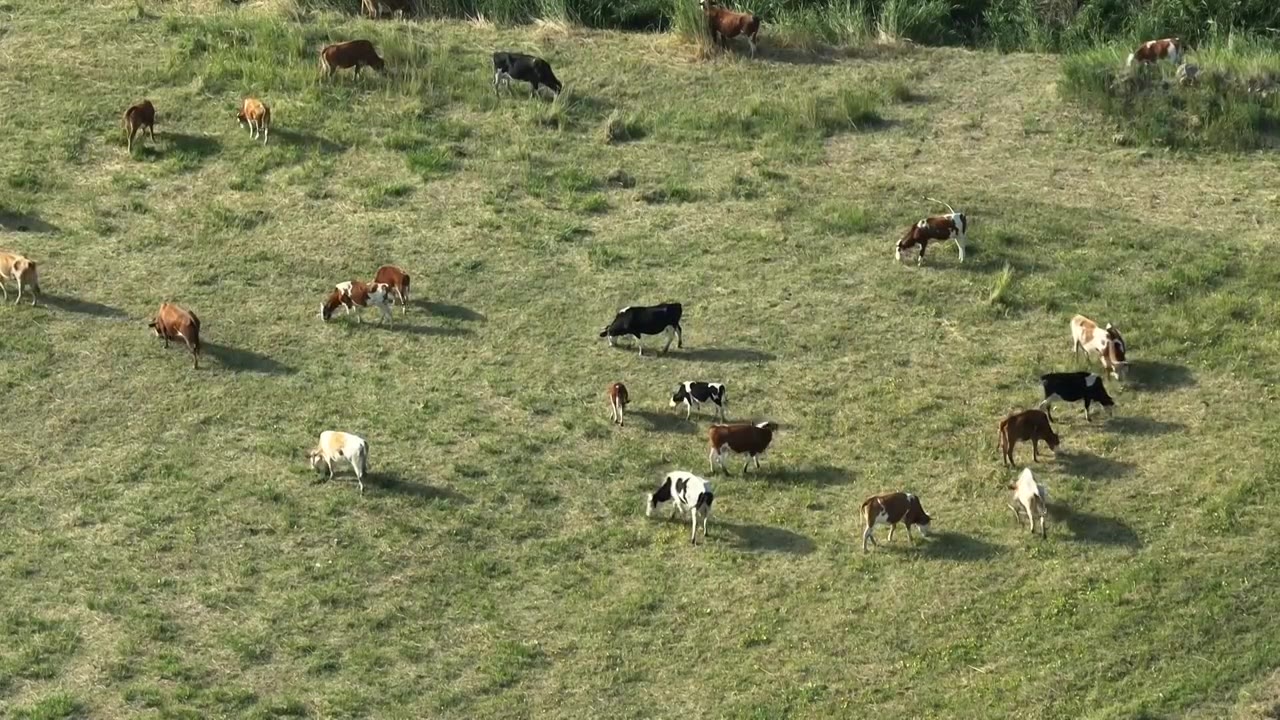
xmin=875 ymin=0 xmax=952 ymax=45
xmin=767 ymin=1 xmax=872 ymax=51
xmin=988 ymin=263 xmax=1015 ymax=307
xmin=669 ymin=0 xmax=713 ymax=55
xmin=600 ymin=110 xmax=648 ymax=144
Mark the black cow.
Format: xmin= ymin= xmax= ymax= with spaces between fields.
xmin=492 ymin=51 xmax=562 ymax=97
xmin=599 ymin=303 xmax=683 ymax=356
xmin=1038 ymin=371 xmax=1115 ymax=422
xmin=671 ymin=381 xmax=727 ymax=421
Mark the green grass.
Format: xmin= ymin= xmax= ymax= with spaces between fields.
xmin=4 ymin=3 xmax=1280 ymax=719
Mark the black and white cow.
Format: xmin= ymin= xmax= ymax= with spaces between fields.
xmin=670 ymin=381 xmax=727 ymax=421
xmin=599 ymin=303 xmax=684 ymax=356
xmin=646 ymin=471 xmax=715 ymax=545
xmin=492 ymin=51 xmax=563 ymax=97
xmin=1039 ymin=371 xmax=1115 ymax=422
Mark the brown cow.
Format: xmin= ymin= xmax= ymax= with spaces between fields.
xmin=998 ymin=408 xmax=1060 ymax=467
xmin=861 ymin=491 xmax=932 ymax=552
xmin=319 ymin=40 xmax=386 ymax=78
xmin=708 ymin=421 xmax=777 ymax=475
xmin=148 ymin=302 xmax=201 ymax=369
xmin=0 ymin=251 xmax=41 ymax=306
xmin=123 ymin=100 xmax=156 ymax=153
xmin=372 ymin=265 xmax=411 ymax=315
xmin=235 ymin=97 xmax=271 ymax=145
xmin=607 ymin=382 xmax=629 ymax=426
xmin=700 ymin=0 xmax=762 ymax=57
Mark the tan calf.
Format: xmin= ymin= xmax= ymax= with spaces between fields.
xmin=607 ymin=382 xmax=629 ymax=426
xmin=236 ymin=97 xmax=271 ymax=145
xmin=0 ymin=252 xmax=41 ymax=306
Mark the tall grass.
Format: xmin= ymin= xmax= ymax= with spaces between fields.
xmin=875 ymin=0 xmax=953 ymax=45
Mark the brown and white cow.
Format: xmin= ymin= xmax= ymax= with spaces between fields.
xmin=998 ymin=408 xmax=1059 ymax=467
xmin=1071 ymin=314 xmax=1129 ymax=380
xmin=1127 ymin=38 xmax=1183 ymax=68
xmin=372 ymin=265 xmax=411 ymax=315
xmin=861 ymin=491 xmax=932 ymax=552
xmin=320 ymin=281 xmax=394 ymax=326
xmin=896 ymin=199 xmax=968 ymax=264
xmin=708 ymin=421 xmax=777 ymax=475
xmin=607 ymin=382 xmax=629 ymax=426
xmin=0 ymin=251 xmax=41 ymax=306
xmin=148 ymin=302 xmax=201 ymax=369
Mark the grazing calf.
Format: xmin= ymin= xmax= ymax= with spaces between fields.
xmin=599 ymin=302 xmax=684 ymax=356
xmin=320 ymin=281 xmax=394 ymax=326
xmin=708 ymin=420 xmax=777 ymax=475
xmin=123 ymin=100 xmax=156 ymax=153
xmin=608 ymin=382 xmax=629 ymax=426
xmin=671 ymin=381 xmax=727 ymax=421
xmin=1127 ymin=37 xmax=1183 ymax=67
xmin=492 ymin=51 xmax=563 ymax=97
xmin=372 ymin=264 xmax=411 ymax=315
xmin=861 ymin=491 xmax=931 ymax=552
xmin=308 ymin=430 xmax=369 ymax=493
xmin=1071 ymin=314 xmax=1129 ymax=380
xmin=235 ymin=97 xmax=271 ymax=145
xmin=1039 ymin=371 xmax=1115 ymax=422
xmin=700 ymin=0 xmax=762 ymax=57
xmin=998 ymin=408 xmax=1059 ymax=467
xmin=320 ymin=40 xmax=386 ymax=78
xmin=646 ymin=471 xmax=714 ymax=545
xmin=0 ymin=252 xmax=40 ymax=306
xmin=1008 ymin=467 xmax=1048 ymax=539
xmin=148 ymin=302 xmax=201 ymax=369
xmin=896 ymin=199 xmax=968 ymax=264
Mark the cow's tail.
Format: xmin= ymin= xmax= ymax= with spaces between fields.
xmin=925 ymin=196 xmax=956 ymax=215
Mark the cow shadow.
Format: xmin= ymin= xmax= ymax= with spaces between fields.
xmin=419 ymin=300 xmax=486 ymax=323
xmin=1108 ymin=416 xmax=1185 ymax=436
xmin=1056 ymin=450 xmax=1135 ymax=480
xmin=721 ymin=522 xmax=815 ymax=555
xmin=0 ymin=209 xmax=59 ymax=233
xmin=163 ymin=132 xmax=223 ymax=160
xmin=770 ymin=464 xmax=853 ymax=487
xmin=630 ymin=409 xmax=698 ymax=435
xmin=918 ymin=531 xmax=1004 ymax=561
xmin=752 ymin=46 xmax=838 ymax=67
xmin=41 ymin=294 xmax=128 ymax=319
xmin=369 ymin=473 xmax=471 ymax=503
xmin=204 ymin=342 xmax=296 ymax=375
xmin=385 ymin=323 xmax=474 ymax=337
xmin=669 ymin=347 xmax=776 ymax=363
xmin=1127 ymin=360 xmax=1196 ymax=391
xmin=271 ymin=127 xmax=347 ymax=155
xmin=1050 ymin=502 xmax=1142 ymax=548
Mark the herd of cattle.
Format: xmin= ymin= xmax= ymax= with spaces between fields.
xmin=0 ymin=11 xmax=1177 ymax=551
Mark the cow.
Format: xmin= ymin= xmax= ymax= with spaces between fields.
xmin=700 ymin=0 xmax=762 ymax=57
xmin=492 ymin=51 xmax=563 ymax=97
xmin=372 ymin=264 xmax=411 ymax=315
xmin=646 ymin=471 xmax=714 ymax=545
xmin=1071 ymin=314 xmax=1129 ymax=380
xmin=608 ymin=382 xmax=629 ymax=426
xmin=1127 ymin=38 xmax=1183 ymax=67
xmin=708 ymin=420 xmax=776 ymax=475
xmin=670 ymin=381 xmax=727 ymax=421
xmin=599 ymin=303 xmax=683 ymax=356
xmin=1007 ymin=467 xmax=1048 ymax=539
xmin=308 ymin=430 xmax=369 ymax=493
xmin=320 ymin=40 xmax=386 ymax=78
xmin=123 ymin=99 xmax=156 ymax=153
xmin=861 ymin=491 xmax=931 ymax=552
xmin=896 ymin=198 xmax=968 ymax=265
xmin=320 ymin=281 xmax=394 ymax=326
xmin=148 ymin=302 xmax=201 ymax=369
xmin=998 ymin=408 xmax=1060 ymax=467
xmin=0 ymin=251 xmax=41 ymax=306
xmin=1039 ymin=371 xmax=1115 ymax=422
xmin=235 ymin=97 xmax=271 ymax=145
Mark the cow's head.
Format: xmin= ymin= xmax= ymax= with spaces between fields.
xmin=669 ymin=383 xmax=689 ymax=408
xmin=307 ymin=448 xmax=324 ymax=471
xmin=646 ymin=478 xmax=674 ymax=517
xmin=908 ymin=495 xmax=932 ymax=535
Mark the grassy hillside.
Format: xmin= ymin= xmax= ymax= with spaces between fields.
xmin=4 ymin=2 xmax=1280 ymax=718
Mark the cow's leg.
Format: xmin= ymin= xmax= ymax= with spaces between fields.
xmin=917 ymin=241 xmax=928 ymax=266
xmin=1084 ymin=400 xmax=1092 ymax=422
xmin=684 ymin=401 xmax=692 ymax=421
xmin=635 ymin=334 xmax=644 ymax=357
xmin=753 ymin=455 xmax=761 ymax=470
xmin=905 ymin=524 xmax=914 ymax=544
xmin=662 ymin=326 xmax=674 ymax=353
xmin=742 ymin=458 xmax=750 ymax=475
xmin=13 ymin=280 xmax=22 ymax=305
xmin=887 ymin=523 xmax=897 ymax=543
xmin=748 ymin=34 xmax=757 ymax=57
xmin=675 ymin=323 xmax=684 ymax=349
xmin=607 ymin=334 xmax=616 ymax=347
xmin=326 ymin=460 xmax=335 ymax=480
xmin=1007 ymin=502 xmax=1022 ymax=524
xmin=955 ymin=235 xmax=966 ymax=263
xmin=863 ymin=526 xmax=877 ymax=552
xmin=1032 ymin=439 xmax=1039 ymax=462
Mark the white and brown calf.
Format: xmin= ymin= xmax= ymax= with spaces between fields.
xmin=1071 ymin=314 xmax=1129 ymax=380
xmin=1007 ymin=467 xmax=1048 ymax=539
xmin=1127 ymin=38 xmax=1183 ymax=67
xmin=320 ymin=280 xmax=394 ymax=326
xmin=308 ymin=430 xmax=369 ymax=493
xmin=896 ymin=210 xmax=968 ymax=265
xmin=861 ymin=491 xmax=932 ymax=552
xmin=608 ymin=382 xmax=629 ymax=426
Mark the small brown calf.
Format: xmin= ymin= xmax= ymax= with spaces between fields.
xmin=372 ymin=265 xmax=411 ymax=315
xmin=236 ymin=97 xmax=271 ymax=145
xmin=0 ymin=252 xmax=41 ymax=306
xmin=607 ymin=382 xmax=629 ymax=426
xmin=123 ymin=100 xmax=156 ymax=153
xmin=701 ymin=0 xmax=762 ymax=57
xmin=861 ymin=491 xmax=932 ymax=552
xmin=320 ymin=40 xmax=386 ymax=78
xmin=149 ymin=302 xmax=201 ymax=369
xmin=998 ymin=408 xmax=1059 ymax=467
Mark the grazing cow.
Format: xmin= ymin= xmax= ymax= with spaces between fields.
xmin=608 ymin=382 xmax=629 ymax=426
xmin=308 ymin=430 xmax=369 ymax=493
xmin=998 ymin=408 xmax=1059 ymax=467
xmin=670 ymin=381 xmax=727 ymax=421
xmin=896 ymin=198 xmax=968 ymax=264
xmin=372 ymin=264 xmax=411 ymax=315
xmin=492 ymin=51 xmax=563 ymax=97
xmin=861 ymin=491 xmax=931 ymax=552
xmin=1071 ymin=314 xmax=1129 ymax=380
xmin=0 ymin=252 xmax=41 ymax=306
xmin=123 ymin=100 xmax=156 ymax=153
xmin=235 ymin=97 xmax=271 ymax=145
xmin=320 ymin=281 xmax=394 ymax=326
xmin=148 ymin=302 xmax=201 ymax=369
xmin=599 ymin=303 xmax=684 ymax=356
xmin=646 ymin=471 xmax=714 ymax=545
xmin=1039 ymin=371 xmax=1115 ymax=422
xmin=708 ymin=420 xmax=777 ymax=475
xmin=700 ymin=0 xmax=762 ymax=57
xmin=320 ymin=40 xmax=386 ymax=78
xmin=1008 ymin=467 xmax=1048 ymax=539
xmin=1127 ymin=38 xmax=1183 ymax=67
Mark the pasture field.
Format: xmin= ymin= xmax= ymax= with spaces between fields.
xmin=4 ymin=2 xmax=1280 ymax=718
